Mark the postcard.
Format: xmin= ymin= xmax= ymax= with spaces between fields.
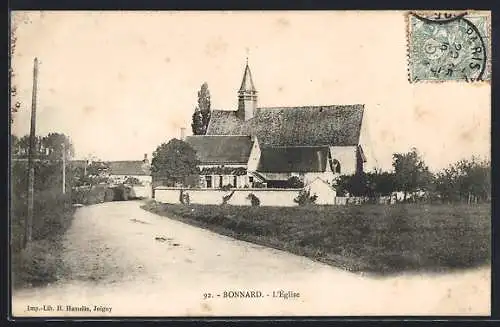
xmin=10 ymin=10 xmax=491 ymax=317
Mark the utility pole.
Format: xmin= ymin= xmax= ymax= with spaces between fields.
xmin=25 ymin=57 xmax=38 ymax=249
xmin=62 ymin=142 xmax=66 ymax=194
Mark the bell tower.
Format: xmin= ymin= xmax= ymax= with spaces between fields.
xmin=237 ymin=59 xmax=257 ymax=121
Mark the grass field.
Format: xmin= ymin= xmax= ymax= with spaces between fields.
xmin=141 ymin=201 xmax=491 ymax=275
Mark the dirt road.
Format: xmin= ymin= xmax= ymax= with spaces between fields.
xmin=12 ymin=201 xmax=490 ymax=317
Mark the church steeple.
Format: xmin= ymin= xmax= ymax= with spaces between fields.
xmin=237 ymin=60 xmax=257 ymax=121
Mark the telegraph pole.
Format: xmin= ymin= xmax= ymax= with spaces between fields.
xmin=25 ymin=57 xmax=38 ymax=248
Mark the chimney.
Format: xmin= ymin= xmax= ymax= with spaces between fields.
xmin=180 ymin=127 xmax=186 ymax=141
xmin=143 ymin=153 xmax=149 ymax=164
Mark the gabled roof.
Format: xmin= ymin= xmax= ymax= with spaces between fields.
xmin=206 ymin=105 xmax=364 ymax=147
xmin=185 ymin=135 xmax=253 ymax=165
xmin=257 ymin=146 xmax=330 ymax=173
xmin=108 ymin=161 xmax=151 ymax=176
xmin=239 ymin=63 xmax=257 ymax=93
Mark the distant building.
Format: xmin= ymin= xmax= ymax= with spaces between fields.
xmin=108 ymin=154 xmax=152 ymax=186
xmin=185 ymin=61 xmax=366 ymax=189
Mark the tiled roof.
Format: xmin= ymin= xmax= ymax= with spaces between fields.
xmin=206 ymin=110 xmax=242 ymax=135
xmin=257 ymin=146 xmax=330 ymax=173
xmin=206 ymin=105 xmax=364 ymax=147
xmin=108 ymin=161 xmax=151 ymax=176
xmin=185 ymin=135 xmax=253 ymax=165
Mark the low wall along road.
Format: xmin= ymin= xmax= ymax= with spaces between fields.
xmin=154 ymin=187 xmax=302 ymax=206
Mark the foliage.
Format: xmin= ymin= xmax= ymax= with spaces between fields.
xmin=72 ymin=160 xmax=110 ymax=187
xmin=179 ymin=189 xmax=191 ymax=205
xmin=11 ymin=157 xmax=76 ymax=288
xmin=222 ymin=190 xmax=236 ymax=205
xmin=392 ymin=148 xmax=434 ymax=201
xmin=434 ymin=157 xmax=490 ymax=203
xmin=287 ymin=176 xmax=304 ymax=188
xmin=10 ymin=24 xmax=19 ymax=124
xmin=220 ymin=184 xmax=233 ymax=191
xmin=12 ymin=133 xmax=74 ymax=159
xmin=293 ymin=188 xmax=318 ymax=206
xmin=365 ymin=170 xmax=396 ymax=196
xmin=247 ymin=193 xmax=261 ymax=206
xmin=191 ymin=110 xmax=204 ymax=135
xmin=333 ymin=173 xmax=368 ymax=197
xmin=191 ymin=82 xmax=211 ymax=135
xmin=71 ymin=185 xmax=114 ymax=205
xmin=151 ymin=139 xmax=199 ymax=187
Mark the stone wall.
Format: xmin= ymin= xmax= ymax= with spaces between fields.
xmin=154 ymin=187 xmax=302 ymax=206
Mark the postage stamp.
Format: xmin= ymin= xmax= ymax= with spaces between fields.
xmin=407 ymin=11 xmax=491 ymax=83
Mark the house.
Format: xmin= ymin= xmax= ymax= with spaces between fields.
xmin=107 ymin=154 xmax=152 ymax=186
xmin=185 ymin=62 xmax=366 ymax=189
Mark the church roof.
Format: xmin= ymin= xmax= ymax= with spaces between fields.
xmin=185 ymin=135 xmax=253 ymax=165
xmin=239 ymin=63 xmax=257 ymax=93
xmin=206 ymin=104 xmax=364 ymax=147
xmin=258 ymin=146 xmax=330 ymax=173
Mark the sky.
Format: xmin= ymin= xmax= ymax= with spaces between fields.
xmin=10 ymin=11 xmax=491 ymax=171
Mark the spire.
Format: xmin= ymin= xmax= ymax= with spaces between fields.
xmin=239 ymin=62 xmax=256 ymax=93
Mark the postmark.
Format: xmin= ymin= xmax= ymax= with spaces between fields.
xmin=407 ymin=11 xmax=491 ymax=83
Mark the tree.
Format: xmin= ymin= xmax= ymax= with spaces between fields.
xmin=333 ymin=173 xmax=369 ymax=197
xmin=10 ymin=25 xmax=19 ymax=124
xmin=435 ymin=157 xmax=490 ymax=203
xmin=151 ymin=139 xmax=199 ymax=187
xmin=191 ymin=110 xmax=204 ymax=135
xmin=41 ymin=133 xmax=74 ymax=159
xmin=392 ymin=148 xmax=433 ymax=202
xmin=191 ymin=82 xmax=211 ymax=135
xmin=366 ymin=170 xmax=396 ymax=197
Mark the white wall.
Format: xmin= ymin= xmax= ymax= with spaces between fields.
xmin=154 ymin=187 xmax=301 ymax=206
xmin=305 ymin=178 xmax=337 ymax=205
xmin=132 ymin=185 xmax=152 ymax=198
xmin=329 ymin=146 xmax=358 ymax=175
xmin=247 ymin=138 xmax=261 ymax=172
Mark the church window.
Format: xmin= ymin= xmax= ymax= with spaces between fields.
xmin=219 ymin=175 xmax=223 ymax=187
xmin=233 ymin=175 xmax=238 ymax=187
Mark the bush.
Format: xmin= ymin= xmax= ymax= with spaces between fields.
xmin=247 ymin=193 xmax=261 ymax=206
xmin=11 ymin=239 xmax=65 ymax=288
xmin=179 ymin=189 xmax=190 ymax=205
xmin=294 ymin=189 xmax=318 ymax=206
xmin=287 ymin=176 xmax=304 ymax=188
xmin=220 ymin=184 xmax=232 ymax=191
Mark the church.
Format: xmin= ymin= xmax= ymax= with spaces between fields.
xmin=185 ymin=62 xmax=366 ymax=189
